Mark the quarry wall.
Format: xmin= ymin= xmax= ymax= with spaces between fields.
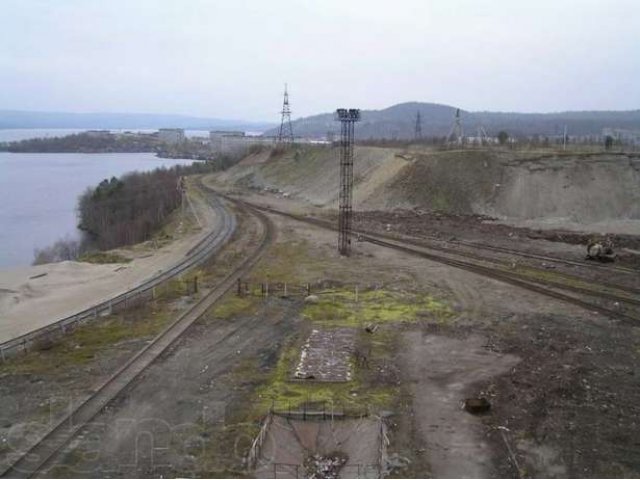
xmin=219 ymin=147 xmax=640 ymax=228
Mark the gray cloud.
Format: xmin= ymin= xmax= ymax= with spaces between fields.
xmin=1 ymin=0 xmax=638 ymax=121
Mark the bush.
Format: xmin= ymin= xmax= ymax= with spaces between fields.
xmin=33 ymin=236 xmax=82 ymax=265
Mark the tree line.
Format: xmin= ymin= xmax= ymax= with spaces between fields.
xmin=33 ymin=158 xmax=240 ymax=264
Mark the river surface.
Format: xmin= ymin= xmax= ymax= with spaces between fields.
xmin=0 ymin=150 xmax=198 ymax=268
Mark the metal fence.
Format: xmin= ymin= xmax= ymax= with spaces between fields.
xmin=267 ymin=398 xmax=371 ymax=421
xmin=236 ymin=280 xmax=364 ymax=300
xmin=0 ymin=196 xmax=235 ymax=362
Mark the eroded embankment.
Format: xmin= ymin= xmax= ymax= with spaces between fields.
xmin=215 ymin=147 xmax=640 ymax=232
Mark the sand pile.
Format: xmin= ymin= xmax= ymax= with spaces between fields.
xmin=0 ymin=193 xmax=218 ymax=344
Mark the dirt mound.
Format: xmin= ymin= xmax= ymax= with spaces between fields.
xmin=217 ymin=145 xmax=406 ymax=207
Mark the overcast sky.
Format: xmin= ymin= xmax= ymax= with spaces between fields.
xmin=1 ymin=0 xmax=639 ymax=122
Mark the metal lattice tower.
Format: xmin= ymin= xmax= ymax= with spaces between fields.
xmin=447 ymin=108 xmax=464 ymax=145
xmin=415 ymin=110 xmax=422 ymax=139
xmin=336 ymin=108 xmax=360 ymax=256
xmin=277 ymin=83 xmax=294 ymax=144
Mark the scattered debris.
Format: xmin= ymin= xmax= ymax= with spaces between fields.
xmin=586 ymin=237 xmax=616 ymax=262
xmin=364 ymin=323 xmax=379 ymax=333
xmin=295 ymin=328 xmax=356 ymax=381
xmin=463 ymin=397 xmax=491 ymax=414
xmin=384 ymin=452 xmax=411 ymax=476
xmin=303 ymin=452 xmax=348 ymax=479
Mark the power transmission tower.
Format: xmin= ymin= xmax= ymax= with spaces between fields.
xmin=447 ymin=108 xmax=464 ymax=145
xmin=277 ymin=83 xmax=294 ymax=144
xmin=336 ymin=108 xmax=360 ymax=256
xmin=414 ymin=110 xmax=422 ymax=140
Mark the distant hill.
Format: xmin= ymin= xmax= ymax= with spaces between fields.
xmin=265 ymin=102 xmax=640 ymax=139
xmin=0 ymin=110 xmax=275 ymax=132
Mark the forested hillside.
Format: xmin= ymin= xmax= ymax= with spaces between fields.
xmin=264 ymin=102 xmax=640 ymax=139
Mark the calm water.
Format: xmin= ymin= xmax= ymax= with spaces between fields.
xmin=0 ymin=151 xmax=198 ymax=268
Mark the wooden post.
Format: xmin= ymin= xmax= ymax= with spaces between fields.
xmin=237 ymin=279 xmax=242 ymax=297
xmin=306 ymin=283 xmax=311 ymax=296
xmin=283 ymin=283 xmax=287 ymax=298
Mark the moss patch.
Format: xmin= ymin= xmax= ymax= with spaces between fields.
xmin=207 ymin=293 xmax=259 ymax=321
xmin=252 ymin=338 xmax=394 ymax=414
xmin=248 ymin=288 xmax=452 ymax=415
xmin=78 ymin=251 xmax=131 ymax=264
xmin=250 ymin=239 xmax=325 ymax=283
xmin=303 ymin=289 xmax=454 ymax=327
xmin=0 ymin=306 xmax=174 ymax=375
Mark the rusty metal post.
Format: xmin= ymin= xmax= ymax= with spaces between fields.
xmin=336 ymin=108 xmax=360 ymax=256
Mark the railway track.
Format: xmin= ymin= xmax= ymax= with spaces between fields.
xmin=1 ymin=194 xmax=274 ymax=478
xmin=0 ymin=184 xmax=236 ymax=360
xmin=439 ymin=236 xmax=640 ymax=275
xmin=356 ymin=221 xmax=640 ymax=276
xmin=235 ymin=200 xmax=640 ymax=324
xmin=354 ymin=229 xmax=640 ymax=301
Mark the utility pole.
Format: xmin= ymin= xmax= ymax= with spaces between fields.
xmin=447 ymin=109 xmax=464 ymax=146
xmin=414 ymin=110 xmax=422 ymax=140
xmin=277 ymin=83 xmax=294 ymax=144
xmin=336 ymin=108 xmax=360 ymax=256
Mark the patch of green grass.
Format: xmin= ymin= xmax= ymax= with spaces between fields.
xmin=208 ymin=293 xmax=259 ymax=321
xmin=243 ymin=288 xmax=452 ymax=416
xmin=252 ymin=339 xmax=394 ymax=414
xmin=250 ymin=239 xmax=325 ymax=283
xmin=0 ymin=306 xmax=173 ymax=375
xmin=78 ymin=251 xmax=131 ymax=264
xmin=304 ymin=289 xmax=454 ymax=327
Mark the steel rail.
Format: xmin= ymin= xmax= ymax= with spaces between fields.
xmin=235 ymin=200 xmax=640 ymax=324
xmin=351 ymin=228 xmax=640 ymax=300
xmin=0 ymin=185 xmax=235 ymax=360
xmin=1 ymin=195 xmax=274 ymax=478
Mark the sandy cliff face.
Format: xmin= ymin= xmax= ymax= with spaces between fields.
xmin=217 ymin=146 xmax=640 ymax=231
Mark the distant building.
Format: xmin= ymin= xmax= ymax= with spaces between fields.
xmin=209 ymin=130 xmax=275 ymax=155
xmin=158 ymin=128 xmax=185 ymax=145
